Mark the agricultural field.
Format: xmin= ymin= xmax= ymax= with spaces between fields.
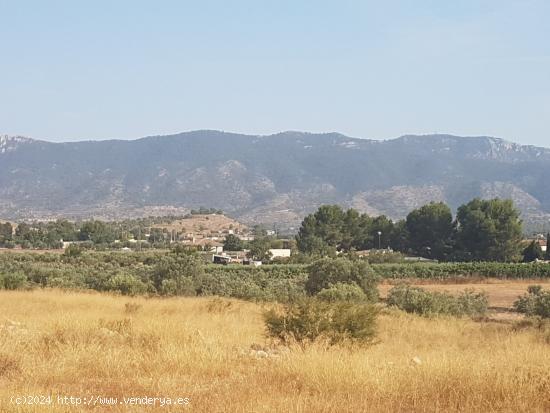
xmin=1 ymin=251 xmax=550 ymax=411
xmin=1 ymin=290 xmax=549 ymax=412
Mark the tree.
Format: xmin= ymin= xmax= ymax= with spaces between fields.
xmin=546 ymin=233 xmax=550 ymax=261
xmin=79 ymin=220 xmax=116 ymax=244
xmin=247 ymin=237 xmax=272 ymax=262
xmin=223 ymin=234 xmax=243 ymax=251
xmin=389 ymin=220 xmax=409 ymax=252
xmin=455 ymin=198 xmax=522 ymax=262
xmin=405 ymin=202 xmax=454 ymax=260
xmin=49 ymin=219 xmax=78 ymax=241
xmin=296 ymin=205 xmax=346 ymax=254
xmin=0 ymin=222 xmax=13 ymax=245
xmin=523 ymin=240 xmax=543 ymax=262
xmin=369 ymin=215 xmax=395 ymax=250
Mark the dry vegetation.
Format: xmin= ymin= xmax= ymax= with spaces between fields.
xmin=380 ymin=279 xmax=550 ymax=309
xmin=1 ymin=290 xmax=549 ymax=412
xmin=153 ymin=214 xmax=247 ymax=236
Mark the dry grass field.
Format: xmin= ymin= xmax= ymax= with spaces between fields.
xmin=1 ymin=290 xmax=549 ymax=412
xmin=153 ymin=214 xmax=247 ymax=236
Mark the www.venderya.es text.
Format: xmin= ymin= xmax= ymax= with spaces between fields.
xmin=10 ymin=395 xmax=191 ymax=407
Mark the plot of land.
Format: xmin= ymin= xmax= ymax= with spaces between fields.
xmin=0 ymin=290 xmax=549 ymax=412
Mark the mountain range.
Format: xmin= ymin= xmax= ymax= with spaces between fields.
xmin=1 ymin=131 xmax=549 ymax=232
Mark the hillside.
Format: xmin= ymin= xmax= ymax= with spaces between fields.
xmin=1 ymin=131 xmax=549 ymax=230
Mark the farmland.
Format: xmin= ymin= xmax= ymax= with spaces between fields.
xmin=1 ymin=290 xmax=549 ymax=412
xmin=1 ymin=250 xmax=550 ymax=411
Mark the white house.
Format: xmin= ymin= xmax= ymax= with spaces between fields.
xmin=268 ymin=249 xmax=291 ymax=260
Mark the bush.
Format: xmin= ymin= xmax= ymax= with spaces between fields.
xmin=151 ymin=252 xmax=204 ymax=293
xmin=306 ymin=258 xmax=379 ymax=301
xmin=63 ymin=244 xmax=84 ymax=258
xmin=159 ymin=277 xmax=197 ymax=296
xmin=264 ymin=298 xmax=378 ymax=345
xmin=317 ymin=283 xmax=368 ymax=303
xmin=514 ymin=286 xmax=550 ymax=318
xmin=0 ymin=272 xmax=28 ymax=290
xmin=386 ymin=284 xmax=488 ymax=317
xmin=105 ymin=273 xmax=149 ymax=296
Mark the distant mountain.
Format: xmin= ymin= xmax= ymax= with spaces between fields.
xmin=1 ymin=131 xmax=549 ymax=231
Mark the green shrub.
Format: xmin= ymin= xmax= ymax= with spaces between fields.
xmin=151 ymin=252 xmax=204 ymax=291
xmin=159 ymin=277 xmax=197 ymax=296
xmin=306 ymin=258 xmax=379 ymax=301
xmin=386 ymin=284 xmax=488 ymax=317
xmin=0 ymin=272 xmax=28 ymax=290
xmin=372 ymin=262 xmax=550 ymax=280
xmin=514 ymin=286 xmax=550 ymax=318
xmin=455 ymin=289 xmax=489 ymax=316
xmin=317 ymin=283 xmax=368 ymax=303
xmin=264 ymin=298 xmax=378 ymax=345
xmin=105 ymin=273 xmax=149 ymax=296
xmin=63 ymin=244 xmax=84 ymax=258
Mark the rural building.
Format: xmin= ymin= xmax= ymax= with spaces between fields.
xmin=268 ymin=249 xmax=291 ymax=260
xmin=212 ymin=254 xmax=232 ymax=265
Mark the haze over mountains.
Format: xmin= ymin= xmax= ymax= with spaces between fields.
xmin=1 ymin=131 xmax=549 ymax=231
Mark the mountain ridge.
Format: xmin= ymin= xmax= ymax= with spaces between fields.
xmin=1 ymin=130 xmax=549 ymax=231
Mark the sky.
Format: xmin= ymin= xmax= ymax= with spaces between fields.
xmin=1 ymin=0 xmax=549 ymax=145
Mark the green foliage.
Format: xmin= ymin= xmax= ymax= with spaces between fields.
xmin=387 ymin=284 xmax=488 ymax=317
xmin=106 ymin=273 xmax=149 ymax=296
xmin=297 ymin=199 xmax=524 ymax=263
xmin=246 ymin=237 xmax=272 ymax=262
xmin=3 ymin=249 xmax=550 ymax=305
xmin=373 ymin=261 xmax=550 ymax=280
xmin=0 ymin=222 xmax=13 ymax=247
xmin=264 ymin=298 xmax=378 ymax=345
xmin=296 ymin=205 xmax=399 ymax=254
xmin=514 ymin=285 xmax=550 ymax=318
xmin=523 ymin=241 xmax=544 ymax=263
xmin=151 ymin=251 xmax=204 ymax=295
xmin=64 ymin=244 xmax=84 ymax=258
xmin=361 ymin=251 xmax=406 ymax=264
xmin=316 ymin=283 xmax=368 ymax=303
xmin=79 ymin=220 xmax=116 ymax=244
xmin=223 ymin=234 xmax=243 ymax=251
xmin=405 ymin=202 xmax=454 ymax=260
xmin=202 ymin=265 xmax=307 ymax=302
xmin=0 ymin=272 xmax=28 ymax=290
xmin=306 ymin=258 xmax=379 ymax=301
xmin=455 ymin=198 xmax=522 ymax=262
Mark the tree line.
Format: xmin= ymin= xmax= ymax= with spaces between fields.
xmin=295 ymin=198 xmax=528 ymax=262
xmin=0 ymin=216 xmax=187 ymax=250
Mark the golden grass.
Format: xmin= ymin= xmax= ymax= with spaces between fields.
xmin=0 ymin=290 xmax=549 ymax=412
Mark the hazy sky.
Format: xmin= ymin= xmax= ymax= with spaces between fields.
xmin=1 ymin=0 xmax=549 ymax=145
